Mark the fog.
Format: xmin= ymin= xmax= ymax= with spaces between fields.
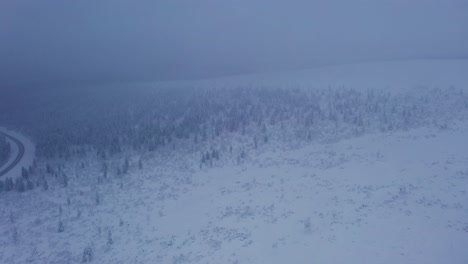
xmin=1 ymin=0 xmax=467 ymax=85
xmin=3 ymin=2 xmax=468 ymax=263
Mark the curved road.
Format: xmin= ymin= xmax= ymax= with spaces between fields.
xmin=0 ymin=131 xmax=25 ymax=177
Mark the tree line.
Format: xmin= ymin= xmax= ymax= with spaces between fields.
xmin=0 ymin=85 xmax=466 ymax=160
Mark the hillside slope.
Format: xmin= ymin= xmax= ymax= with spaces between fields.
xmin=0 ymin=60 xmax=467 ymax=264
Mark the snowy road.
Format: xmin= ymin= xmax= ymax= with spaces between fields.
xmin=0 ymin=131 xmax=25 ymax=177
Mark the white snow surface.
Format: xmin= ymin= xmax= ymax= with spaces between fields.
xmin=1 ymin=59 xmax=468 ymax=263
xmin=1 ymin=121 xmax=468 ymax=263
xmin=0 ymin=127 xmax=36 ymax=180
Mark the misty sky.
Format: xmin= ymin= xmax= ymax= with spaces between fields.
xmin=1 ymin=0 xmax=467 ymax=85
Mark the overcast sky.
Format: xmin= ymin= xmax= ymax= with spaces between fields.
xmin=1 ymin=0 xmax=467 ymax=85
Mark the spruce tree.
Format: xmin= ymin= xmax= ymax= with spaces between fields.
xmin=107 ymin=230 xmax=113 ymax=245
xmin=58 ymin=220 xmax=64 ymax=233
xmin=21 ymin=167 xmax=29 ymax=179
xmin=82 ymin=247 xmax=93 ymax=262
xmin=15 ymin=178 xmax=25 ymax=192
xmin=43 ymin=179 xmax=49 ymax=191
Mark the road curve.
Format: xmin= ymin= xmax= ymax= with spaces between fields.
xmin=0 ymin=131 xmax=25 ymax=177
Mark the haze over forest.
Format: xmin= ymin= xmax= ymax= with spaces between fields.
xmin=1 ymin=0 xmax=468 ymax=86
xmin=1 ymin=1 xmax=468 ymax=264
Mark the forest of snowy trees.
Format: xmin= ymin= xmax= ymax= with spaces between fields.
xmin=1 ymin=85 xmax=467 ymax=162
xmin=1 ymin=82 xmax=468 ymax=263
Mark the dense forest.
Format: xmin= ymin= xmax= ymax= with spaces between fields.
xmin=1 ymin=84 xmax=467 ymax=161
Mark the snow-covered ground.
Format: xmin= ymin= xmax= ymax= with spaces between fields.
xmin=1 ymin=119 xmax=467 ymax=264
xmin=0 ymin=60 xmax=468 ymax=263
xmin=0 ymin=127 xmax=36 ymax=180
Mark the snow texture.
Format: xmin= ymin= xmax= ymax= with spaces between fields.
xmin=0 ymin=60 xmax=468 ymax=264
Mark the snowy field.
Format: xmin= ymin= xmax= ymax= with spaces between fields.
xmin=1 ymin=120 xmax=467 ymax=263
xmin=1 ymin=60 xmax=468 ymax=263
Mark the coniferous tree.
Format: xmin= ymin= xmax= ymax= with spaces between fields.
xmin=123 ymin=158 xmax=130 ymax=174
xmin=58 ymin=220 xmax=64 ymax=233
xmin=46 ymin=164 xmax=52 ymax=174
xmin=107 ymin=230 xmax=113 ymax=245
xmin=12 ymin=227 xmax=18 ymax=245
xmin=15 ymin=178 xmax=25 ymax=192
xmin=103 ymin=162 xmax=108 ymax=178
xmin=62 ymin=173 xmax=68 ymax=188
xmin=82 ymin=247 xmax=93 ymax=262
xmin=95 ymin=193 xmax=100 ymax=205
xmin=26 ymin=179 xmax=34 ymax=190
xmin=201 ymin=152 xmax=206 ymax=165
xmin=43 ymin=179 xmax=49 ymax=191
xmin=21 ymin=167 xmax=28 ymax=179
